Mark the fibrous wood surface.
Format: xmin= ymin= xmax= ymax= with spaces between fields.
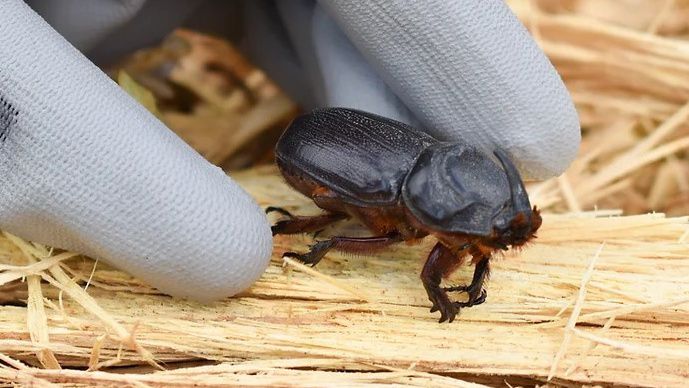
xmin=1 ymin=167 xmax=689 ymax=387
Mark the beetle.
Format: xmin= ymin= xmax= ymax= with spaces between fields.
xmin=268 ymin=107 xmax=542 ymax=323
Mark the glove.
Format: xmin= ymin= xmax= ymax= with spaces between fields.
xmin=0 ymin=1 xmax=270 ymax=301
xmin=29 ymin=0 xmax=580 ymax=178
xmin=0 ymin=0 xmax=579 ymax=300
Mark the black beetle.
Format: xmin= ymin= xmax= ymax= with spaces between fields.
xmin=268 ymin=108 xmax=542 ymax=322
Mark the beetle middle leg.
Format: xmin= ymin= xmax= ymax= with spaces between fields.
xmin=283 ymin=233 xmax=403 ymax=266
xmin=269 ymin=211 xmax=348 ymax=236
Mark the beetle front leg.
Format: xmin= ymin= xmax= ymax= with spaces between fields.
xmin=283 ymin=233 xmax=402 ymax=266
xmin=421 ymin=242 xmax=467 ymax=323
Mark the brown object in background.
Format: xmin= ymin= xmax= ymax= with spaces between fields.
xmin=113 ymin=28 xmax=298 ymax=170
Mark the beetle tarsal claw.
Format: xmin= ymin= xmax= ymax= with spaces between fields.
xmin=458 ymin=289 xmax=487 ymax=308
xmin=427 ymin=285 xmax=487 ymax=322
xmin=425 ymin=286 xmax=460 ymax=323
xmin=281 ymin=239 xmax=334 ymax=267
xmin=271 ymin=220 xmax=292 ymax=236
xmin=439 ymin=303 xmax=459 ymax=323
xmin=282 ymin=251 xmax=317 ymax=267
xmin=282 ymin=251 xmax=302 ymax=260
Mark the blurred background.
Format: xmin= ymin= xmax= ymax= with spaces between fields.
xmin=111 ymin=0 xmax=689 ymax=216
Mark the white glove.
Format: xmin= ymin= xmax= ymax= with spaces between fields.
xmin=0 ymin=0 xmax=579 ymax=301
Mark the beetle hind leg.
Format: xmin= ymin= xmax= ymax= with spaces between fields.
xmin=283 ymin=233 xmax=403 ymax=267
xmin=265 ymin=206 xmax=294 ymax=218
xmin=269 ymin=211 xmax=348 ymax=236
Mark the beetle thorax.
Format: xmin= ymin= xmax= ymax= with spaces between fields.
xmin=401 ymin=143 xmax=513 ymax=236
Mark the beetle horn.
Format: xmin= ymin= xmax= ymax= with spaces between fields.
xmin=494 ymin=149 xmax=532 ymax=214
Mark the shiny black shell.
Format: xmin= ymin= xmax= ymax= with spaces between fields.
xmin=401 ymin=143 xmax=512 ymax=235
xmin=276 ymin=108 xmax=517 ymax=235
xmin=276 ymin=108 xmax=436 ymax=206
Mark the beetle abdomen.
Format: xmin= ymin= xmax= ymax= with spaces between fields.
xmin=276 ymin=108 xmax=436 ymax=206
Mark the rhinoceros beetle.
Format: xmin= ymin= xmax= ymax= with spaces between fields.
xmin=268 ymin=108 xmax=542 ymax=323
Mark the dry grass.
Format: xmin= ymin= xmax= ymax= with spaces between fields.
xmin=3 ymin=1 xmax=689 ymax=386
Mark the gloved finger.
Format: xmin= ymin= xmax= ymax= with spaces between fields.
xmin=0 ymin=1 xmax=272 ymax=301
xmin=273 ymin=0 xmax=327 ymax=108
xmin=241 ymin=0 xmax=418 ymax=126
xmin=319 ymin=0 xmax=581 ymax=180
xmin=87 ymin=0 xmax=206 ymax=66
xmin=26 ymin=0 xmax=147 ymax=52
xmin=26 ymin=0 xmax=206 ymax=65
xmin=240 ymin=0 xmax=316 ymax=110
xmin=311 ymin=4 xmax=418 ymax=126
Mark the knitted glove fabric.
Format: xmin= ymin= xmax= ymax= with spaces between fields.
xmin=0 ymin=1 xmax=272 ymax=301
xmin=318 ymin=0 xmax=580 ymax=179
xmin=25 ymin=0 xmax=148 ymax=52
xmin=26 ymin=0 xmax=581 ymax=178
xmin=241 ymin=0 xmax=580 ymax=178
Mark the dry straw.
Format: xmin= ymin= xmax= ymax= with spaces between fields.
xmin=3 ymin=0 xmax=689 ymax=386
xmin=2 ymin=169 xmax=689 ymax=386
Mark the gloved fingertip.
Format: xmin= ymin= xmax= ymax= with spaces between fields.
xmin=509 ymin=95 xmax=581 ymax=180
xmin=155 ymin=170 xmax=275 ymax=302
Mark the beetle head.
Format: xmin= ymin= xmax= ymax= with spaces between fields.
xmin=490 ymin=150 xmax=542 ymax=249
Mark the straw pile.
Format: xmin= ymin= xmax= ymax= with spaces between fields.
xmin=513 ymin=0 xmax=689 ymax=215
xmin=2 ymin=1 xmax=689 ymax=386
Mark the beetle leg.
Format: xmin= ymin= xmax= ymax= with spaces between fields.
xmin=265 ymin=206 xmax=294 ymax=218
xmin=442 ymin=256 xmax=490 ymax=307
xmin=442 ymin=285 xmax=487 ymax=306
xmin=421 ymin=242 xmax=467 ymax=323
xmin=442 ymin=284 xmax=468 ymax=292
xmin=270 ymin=212 xmax=348 ymax=236
xmin=456 ymin=257 xmax=490 ymax=308
xmin=283 ymin=233 xmax=402 ymax=267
